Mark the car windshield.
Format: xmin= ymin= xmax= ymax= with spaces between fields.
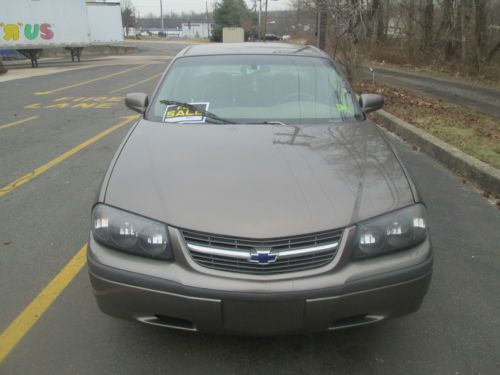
xmin=147 ymin=54 xmax=363 ymax=124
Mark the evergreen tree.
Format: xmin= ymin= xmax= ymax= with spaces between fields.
xmin=211 ymin=0 xmax=256 ymax=42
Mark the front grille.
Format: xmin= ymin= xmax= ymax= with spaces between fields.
xmin=182 ymin=229 xmax=343 ymax=275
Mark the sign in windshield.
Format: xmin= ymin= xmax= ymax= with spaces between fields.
xmin=163 ymin=102 xmax=209 ymax=123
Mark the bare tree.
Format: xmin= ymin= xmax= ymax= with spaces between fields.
xmin=322 ymin=0 xmax=368 ymax=82
xmin=421 ymin=0 xmax=434 ymax=53
xmin=474 ymin=0 xmax=488 ymax=66
xmin=273 ymin=0 xmax=500 ymax=76
xmin=439 ymin=0 xmax=456 ymax=61
xmin=369 ymin=0 xmax=385 ymax=43
xmin=122 ymin=0 xmax=136 ymax=36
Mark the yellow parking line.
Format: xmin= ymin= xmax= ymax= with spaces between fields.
xmin=33 ymin=64 xmax=151 ymax=95
xmin=0 ymin=114 xmax=139 ymax=197
xmin=0 ymin=244 xmax=88 ymax=363
xmin=109 ymin=72 xmax=163 ymax=94
xmin=0 ymin=116 xmax=39 ymax=130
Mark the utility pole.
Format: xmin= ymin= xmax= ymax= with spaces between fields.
xmin=206 ymin=0 xmax=210 ymax=38
xmin=316 ymin=0 xmax=326 ymax=50
xmin=316 ymin=6 xmax=321 ymax=48
xmin=263 ymin=0 xmax=268 ymax=40
xmin=258 ymin=0 xmax=262 ymax=41
xmin=160 ymin=0 xmax=164 ymax=31
xmin=296 ymin=0 xmax=301 ymax=28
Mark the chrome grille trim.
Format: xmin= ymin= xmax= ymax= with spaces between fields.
xmin=277 ymin=242 xmax=338 ymax=257
xmin=186 ymin=244 xmax=251 ymax=259
xmin=186 ymin=242 xmax=338 ymax=260
xmin=183 ymin=229 xmax=343 ymax=275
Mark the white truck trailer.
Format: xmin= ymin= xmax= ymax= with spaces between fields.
xmin=0 ymin=0 xmax=123 ymax=67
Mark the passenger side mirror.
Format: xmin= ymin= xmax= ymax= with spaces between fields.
xmin=125 ymin=92 xmax=149 ymax=114
xmin=359 ymin=94 xmax=384 ymax=113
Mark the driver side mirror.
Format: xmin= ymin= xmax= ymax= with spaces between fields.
xmin=125 ymin=92 xmax=149 ymax=114
xmin=359 ymin=94 xmax=384 ymax=113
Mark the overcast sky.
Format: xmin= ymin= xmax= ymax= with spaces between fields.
xmin=128 ymin=1 xmax=290 ymax=17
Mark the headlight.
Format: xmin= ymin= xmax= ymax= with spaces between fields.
xmin=351 ymin=204 xmax=428 ymax=259
xmin=91 ymin=204 xmax=173 ymax=260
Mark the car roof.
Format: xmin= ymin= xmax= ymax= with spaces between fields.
xmin=177 ymin=42 xmax=330 ymax=59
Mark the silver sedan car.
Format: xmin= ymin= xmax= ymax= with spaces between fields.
xmin=88 ymin=43 xmax=432 ymax=335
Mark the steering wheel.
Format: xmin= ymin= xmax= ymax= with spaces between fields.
xmin=279 ymin=92 xmax=315 ymax=103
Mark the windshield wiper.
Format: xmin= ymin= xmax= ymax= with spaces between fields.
xmin=159 ymin=100 xmax=235 ymax=124
xmin=246 ymin=121 xmax=288 ymax=126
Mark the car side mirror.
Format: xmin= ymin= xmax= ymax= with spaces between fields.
xmin=125 ymin=92 xmax=149 ymax=114
xmin=359 ymin=93 xmax=384 ymax=113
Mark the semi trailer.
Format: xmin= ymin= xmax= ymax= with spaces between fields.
xmin=0 ymin=0 xmax=123 ymax=67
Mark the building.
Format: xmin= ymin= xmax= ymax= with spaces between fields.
xmin=181 ymin=22 xmax=212 ymax=39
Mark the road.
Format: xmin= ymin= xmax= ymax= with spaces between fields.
xmin=1 ymin=41 xmax=499 ymax=374
xmin=367 ymin=65 xmax=500 ymax=118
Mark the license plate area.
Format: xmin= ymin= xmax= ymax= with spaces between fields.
xmin=223 ymin=300 xmax=304 ymax=335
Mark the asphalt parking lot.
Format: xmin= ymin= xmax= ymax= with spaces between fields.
xmin=0 ymin=41 xmax=499 ymax=374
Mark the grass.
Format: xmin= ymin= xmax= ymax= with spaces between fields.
xmin=354 ymin=82 xmax=500 ymax=169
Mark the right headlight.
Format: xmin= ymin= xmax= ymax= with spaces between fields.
xmin=350 ymin=204 xmax=428 ymax=259
xmin=91 ymin=204 xmax=173 ymax=260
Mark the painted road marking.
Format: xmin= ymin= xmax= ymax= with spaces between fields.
xmin=0 ymin=114 xmax=139 ymax=197
xmin=0 ymin=116 xmax=39 ymax=131
xmin=109 ymin=72 xmax=163 ymax=94
xmin=24 ymin=96 xmax=123 ymax=110
xmin=0 ymin=244 xmax=88 ymax=363
xmin=33 ymin=64 xmax=150 ymax=96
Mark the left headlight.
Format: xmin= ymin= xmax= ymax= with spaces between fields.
xmin=350 ymin=204 xmax=428 ymax=259
xmin=91 ymin=204 xmax=173 ymax=260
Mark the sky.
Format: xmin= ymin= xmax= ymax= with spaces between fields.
xmin=127 ymin=1 xmax=290 ymax=17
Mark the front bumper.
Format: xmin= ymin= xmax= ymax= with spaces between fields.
xmin=87 ymin=227 xmax=433 ymax=335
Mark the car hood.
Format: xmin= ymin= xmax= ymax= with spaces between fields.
xmin=104 ymin=120 xmax=414 ymax=238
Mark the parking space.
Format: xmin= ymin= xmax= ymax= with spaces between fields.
xmin=0 ymin=57 xmax=170 ymax=185
xmin=0 ymin=41 xmax=499 ymax=374
xmin=0 ymin=43 xmax=182 ymax=348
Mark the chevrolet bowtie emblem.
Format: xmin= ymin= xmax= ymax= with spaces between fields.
xmin=249 ymin=249 xmax=278 ymax=265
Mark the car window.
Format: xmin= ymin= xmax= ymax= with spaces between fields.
xmin=147 ymin=54 xmax=362 ymax=124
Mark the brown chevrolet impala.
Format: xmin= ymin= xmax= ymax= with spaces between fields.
xmin=88 ymin=43 xmax=432 ymax=335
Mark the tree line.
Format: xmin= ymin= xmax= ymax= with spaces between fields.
xmin=299 ymin=0 xmax=500 ymax=78
xmin=121 ymin=0 xmax=500 ymax=78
